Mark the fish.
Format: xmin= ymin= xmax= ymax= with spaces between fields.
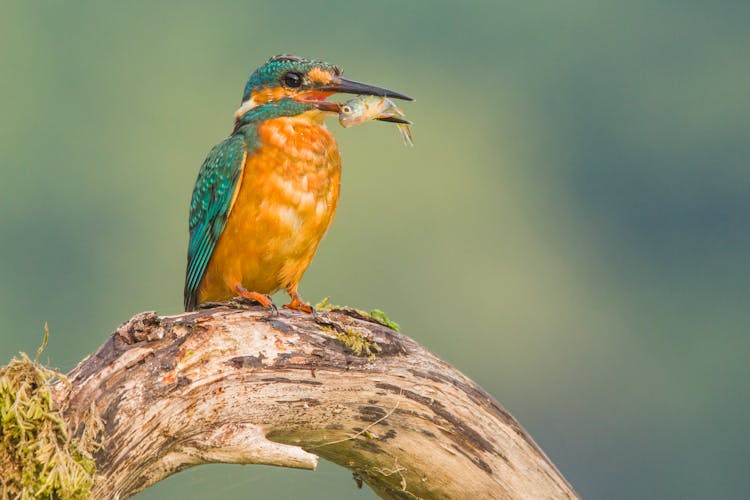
xmin=338 ymin=95 xmax=413 ymax=146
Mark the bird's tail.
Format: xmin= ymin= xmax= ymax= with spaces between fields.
xmin=184 ymin=276 xmax=197 ymax=311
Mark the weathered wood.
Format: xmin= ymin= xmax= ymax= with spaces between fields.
xmin=51 ymin=305 xmax=577 ymax=499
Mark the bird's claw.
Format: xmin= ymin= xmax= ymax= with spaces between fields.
xmin=268 ymin=302 xmax=279 ymax=318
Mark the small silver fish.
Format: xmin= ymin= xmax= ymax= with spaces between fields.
xmin=338 ymin=95 xmax=413 ymax=146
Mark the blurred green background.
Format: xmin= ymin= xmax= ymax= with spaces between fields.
xmin=1 ymin=1 xmax=748 ymax=498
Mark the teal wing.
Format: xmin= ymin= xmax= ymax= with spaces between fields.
xmin=184 ymin=134 xmax=247 ymax=310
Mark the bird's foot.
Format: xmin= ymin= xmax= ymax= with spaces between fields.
xmin=284 ymin=302 xmax=315 ymax=314
xmin=284 ymin=292 xmax=316 ymax=315
xmin=234 ymin=285 xmax=277 ymax=316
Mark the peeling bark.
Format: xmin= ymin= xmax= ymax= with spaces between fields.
xmin=51 ymin=305 xmax=578 ymax=499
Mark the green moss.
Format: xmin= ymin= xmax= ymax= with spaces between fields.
xmin=314 ymin=296 xmax=337 ymax=312
xmin=368 ymin=309 xmax=400 ymax=332
xmin=1 ymin=330 xmax=100 ymax=499
xmin=315 ymin=297 xmax=401 ymax=331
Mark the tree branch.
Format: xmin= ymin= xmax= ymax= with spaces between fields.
xmin=51 ymin=305 xmax=577 ymax=499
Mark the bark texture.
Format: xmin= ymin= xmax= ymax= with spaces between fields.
xmin=51 ymin=305 xmax=578 ymax=499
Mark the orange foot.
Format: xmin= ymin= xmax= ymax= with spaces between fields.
xmin=284 ymin=289 xmax=314 ymax=314
xmin=234 ymin=284 xmax=277 ymax=313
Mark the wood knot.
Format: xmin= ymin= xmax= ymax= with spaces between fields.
xmin=115 ymin=311 xmax=164 ymax=344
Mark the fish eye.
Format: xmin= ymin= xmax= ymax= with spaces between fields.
xmin=341 ymin=105 xmax=352 ymax=114
xmin=282 ymin=71 xmax=303 ymax=88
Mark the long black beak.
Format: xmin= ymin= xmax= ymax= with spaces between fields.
xmin=319 ymin=77 xmax=414 ymax=101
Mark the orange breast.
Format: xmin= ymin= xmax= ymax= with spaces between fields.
xmin=197 ymin=112 xmax=341 ymax=303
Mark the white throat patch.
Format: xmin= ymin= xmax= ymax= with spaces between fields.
xmin=234 ymin=97 xmax=259 ymax=119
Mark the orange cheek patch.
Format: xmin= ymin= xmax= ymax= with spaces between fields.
xmin=300 ymin=90 xmax=335 ymax=102
xmin=308 ymin=67 xmax=333 ymax=84
xmin=251 ymin=86 xmax=292 ymax=104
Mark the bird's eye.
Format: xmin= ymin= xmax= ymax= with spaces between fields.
xmin=282 ymin=71 xmax=303 ymax=88
xmin=341 ymin=105 xmax=352 ymax=114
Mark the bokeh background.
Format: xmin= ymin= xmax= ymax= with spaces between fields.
xmin=1 ymin=1 xmax=749 ymax=498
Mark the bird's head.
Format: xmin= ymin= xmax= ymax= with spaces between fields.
xmin=234 ymin=55 xmax=412 ymax=123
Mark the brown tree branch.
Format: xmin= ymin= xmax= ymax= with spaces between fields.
xmin=51 ymin=305 xmax=578 ymax=499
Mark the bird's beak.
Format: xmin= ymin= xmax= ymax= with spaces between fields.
xmin=319 ymin=77 xmax=414 ymax=101
xmin=307 ymin=100 xmax=341 ymax=113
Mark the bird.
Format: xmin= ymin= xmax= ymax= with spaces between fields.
xmin=184 ymin=55 xmax=412 ymax=312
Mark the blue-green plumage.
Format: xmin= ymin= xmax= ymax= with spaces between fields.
xmin=184 ymin=134 xmax=247 ymax=311
xmin=184 ymin=99 xmax=319 ymax=311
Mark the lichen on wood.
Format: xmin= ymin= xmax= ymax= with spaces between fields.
xmin=320 ymin=325 xmax=382 ymax=359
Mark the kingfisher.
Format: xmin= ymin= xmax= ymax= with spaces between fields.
xmin=184 ymin=55 xmax=412 ymax=312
